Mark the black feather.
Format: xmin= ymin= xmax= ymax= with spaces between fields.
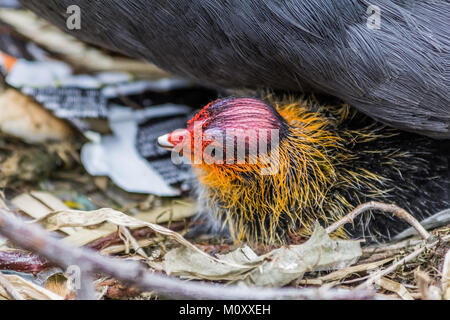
xmin=20 ymin=0 xmax=450 ymax=138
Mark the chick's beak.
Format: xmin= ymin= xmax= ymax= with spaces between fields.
xmin=157 ymin=133 xmax=175 ymax=150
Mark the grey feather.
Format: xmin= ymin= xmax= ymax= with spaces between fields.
xmin=19 ymin=0 xmax=450 ymax=138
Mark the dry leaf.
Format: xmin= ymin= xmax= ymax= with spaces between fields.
xmin=240 ymin=224 xmax=362 ymax=287
xmin=133 ymin=200 xmax=196 ymax=224
xmin=36 ymin=208 xmax=241 ymax=267
xmin=101 ymin=239 xmax=156 ymax=255
xmin=12 ymin=192 xmax=83 ymax=235
xmin=13 ymin=192 xmax=196 ymax=248
xmin=298 ymin=257 xmax=393 ymax=285
xmin=0 ymin=89 xmax=75 ymax=143
xmin=0 ymin=275 xmax=63 ymax=300
xmin=161 ymin=223 xmax=362 ymax=287
xmin=0 ymin=192 xmax=8 ymax=210
xmin=163 ymin=246 xmax=264 ymax=281
xmin=375 ymin=277 xmax=413 ymax=300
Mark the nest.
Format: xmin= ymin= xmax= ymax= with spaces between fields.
xmin=0 ymin=135 xmax=448 ymax=300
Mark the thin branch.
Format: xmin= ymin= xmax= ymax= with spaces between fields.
xmin=360 ymin=244 xmax=427 ymax=289
xmin=0 ymin=209 xmax=374 ymax=300
xmin=326 ymin=201 xmax=431 ymax=240
xmin=76 ymin=271 xmax=97 ymax=300
xmin=0 ymin=271 xmax=25 ymax=300
xmin=0 ymin=250 xmax=52 ymax=273
xmin=86 ymin=222 xmax=185 ymax=251
xmin=357 ymin=235 xmax=450 ymax=289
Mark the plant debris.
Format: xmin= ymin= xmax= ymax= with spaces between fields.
xmin=161 ymin=224 xmax=361 ymax=287
xmin=0 ymin=4 xmax=448 ymax=301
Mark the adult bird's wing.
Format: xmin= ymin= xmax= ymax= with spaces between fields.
xmin=19 ymin=0 xmax=450 ymax=138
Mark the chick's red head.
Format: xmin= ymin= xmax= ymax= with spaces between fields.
xmin=158 ymin=98 xmax=288 ymax=166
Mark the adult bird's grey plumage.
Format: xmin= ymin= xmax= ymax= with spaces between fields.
xmin=19 ymin=0 xmax=450 ymax=139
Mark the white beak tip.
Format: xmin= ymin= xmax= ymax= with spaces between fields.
xmin=157 ymin=133 xmax=174 ymax=149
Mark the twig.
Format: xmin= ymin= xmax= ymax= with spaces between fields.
xmin=359 ymin=245 xmax=427 ymax=289
xmin=326 ymin=201 xmax=431 ymax=240
xmin=75 ymin=270 xmax=97 ymax=300
xmin=0 ymin=224 xmax=186 ymax=274
xmin=357 ymin=235 xmax=450 ymax=289
xmin=362 ymin=238 xmax=423 ymax=254
xmin=86 ymin=222 xmax=185 ymax=251
xmin=0 ymin=271 xmax=25 ymax=300
xmin=0 ymin=250 xmax=52 ymax=273
xmin=0 ymin=209 xmax=374 ymax=300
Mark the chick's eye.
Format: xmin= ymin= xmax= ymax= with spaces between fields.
xmin=168 ymin=129 xmax=191 ymax=146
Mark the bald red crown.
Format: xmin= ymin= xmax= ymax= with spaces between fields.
xmin=187 ymin=97 xmax=287 ymax=134
xmin=166 ymin=97 xmax=288 ymax=164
